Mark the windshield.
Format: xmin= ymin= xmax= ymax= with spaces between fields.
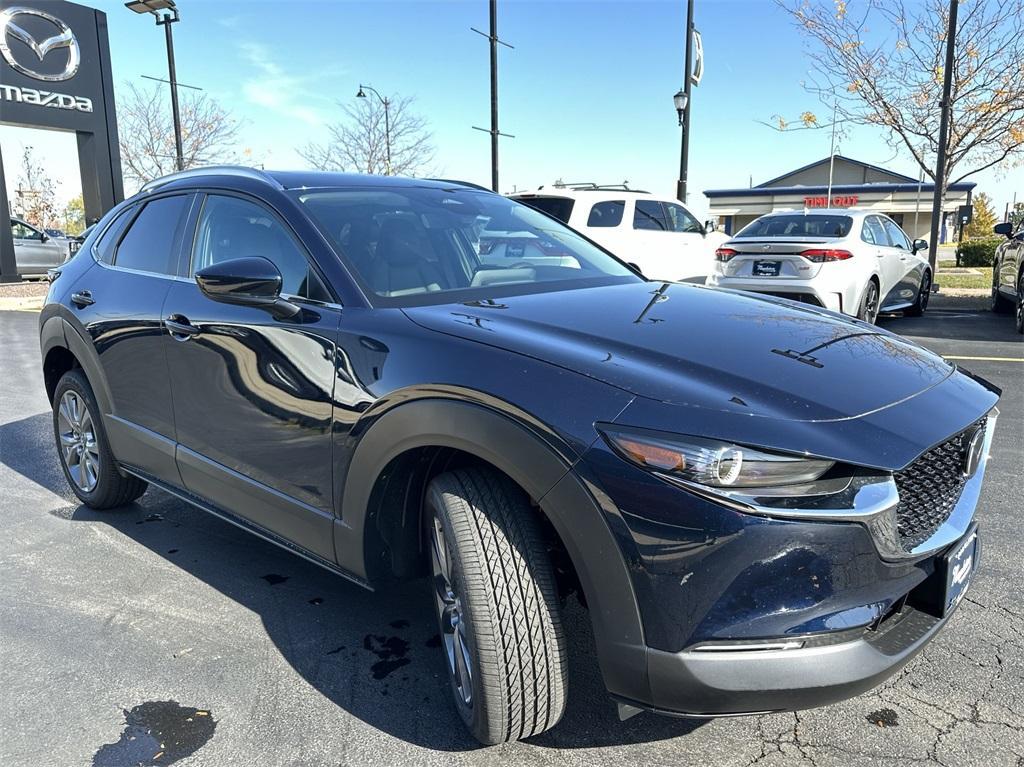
xmin=736 ymin=214 xmax=853 ymax=238
xmin=296 ymin=187 xmax=639 ymax=306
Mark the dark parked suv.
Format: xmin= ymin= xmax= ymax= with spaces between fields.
xmin=40 ymin=168 xmax=999 ymax=744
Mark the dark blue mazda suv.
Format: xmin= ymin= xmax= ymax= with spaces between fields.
xmin=39 ymin=168 xmax=999 ymax=744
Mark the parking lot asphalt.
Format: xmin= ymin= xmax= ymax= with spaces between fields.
xmin=1 ymin=300 xmax=1021 ymax=767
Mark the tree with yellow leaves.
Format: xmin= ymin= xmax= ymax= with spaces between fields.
xmin=772 ymin=0 xmax=1023 ymax=196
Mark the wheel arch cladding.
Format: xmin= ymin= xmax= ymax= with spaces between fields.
xmin=335 ymin=398 xmax=649 ymax=703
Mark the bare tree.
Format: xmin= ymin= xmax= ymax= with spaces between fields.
xmin=771 ymin=0 xmax=1024 ymax=194
xmin=15 ymin=146 xmax=59 ymax=228
xmin=299 ymin=95 xmax=434 ymax=176
xmin=118 ymin=82 xmax=241 ymax=187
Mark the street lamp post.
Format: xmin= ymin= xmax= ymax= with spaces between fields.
xmin=676 ymin=0 xmax=695 ymax=203
xmin=125 ymin=0 xmax=184 ymax=173
xmin=674 ymin=89 xmax=688 ymax=201
xmin=357 ymin=85 xmax=392 ymax=175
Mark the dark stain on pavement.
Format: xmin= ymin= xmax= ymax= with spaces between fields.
xmin=137 ymin=513 xmax=164 ymax=524
xmin=92 ymin=700 xmax=215 ymax=766
xmin=390 ymin=619 xmax=410 ymax=629
xmin=308 ymin=597 xmax=323 ymax=605
xmin=867 ymin=708 xmax=899 ymax=727
xmin=260 ymin=573 xmax=288 ymax=585
xmin=425 ymin=634 xmax=442 ymax=648
xmin=364 ymin=634 xmax=411 ymax=680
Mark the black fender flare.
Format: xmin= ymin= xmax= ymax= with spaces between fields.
xmin=334 ymin=398 xmax=649 ymax=702
xmin=39 ymin=311 xmax=114 ymax=417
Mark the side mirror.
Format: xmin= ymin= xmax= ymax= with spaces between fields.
xmin=39 ymin=232 xmax=49 ymax=242
xmin=195 ymin=257 xmax=300 ymax=319
xmin=912 ymin=238 xmax=928 ymax=254
xmin=704 ymin=219 xmax=717 ymax=233
xmin=994 ymin=222 xmax=1013 ymax=237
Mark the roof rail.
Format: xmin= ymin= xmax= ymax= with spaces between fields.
xmin=140 ymin=165 xmax=283 ymax=193
xmin=552 ymin=181 xmax=651 ymax=193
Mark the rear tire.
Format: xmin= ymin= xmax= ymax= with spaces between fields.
xmin=857 ymin=279 xmax=880 ymax=324
xmin=1016 ymin=272 xmax=1024 ymax=335
xmin=52 ymin=369 xmax=148 ymax=509
xmin=905 ymin=270 xmax=931 ymax=317
xmin=425 ymin=468 xmax=568 ymax=744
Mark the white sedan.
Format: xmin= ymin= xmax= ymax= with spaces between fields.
xmin=706 ymin=209 xmax=931 ymax=323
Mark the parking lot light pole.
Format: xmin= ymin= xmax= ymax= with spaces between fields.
xmin=357 ymin=85 xmax=392 ymax=175
xmin=125 ymin=0 xmax=185 ymax=173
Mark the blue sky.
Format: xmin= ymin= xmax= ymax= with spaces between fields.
xmin=3 ymin=0 xmax=1021 ymax=218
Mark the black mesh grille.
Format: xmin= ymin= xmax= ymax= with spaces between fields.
xmin=893 ymin=417 xmax=987 ymax=551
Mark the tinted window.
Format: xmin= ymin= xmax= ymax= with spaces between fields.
xmin=663 ymin=202 xmax=704 ymax=234
xmin=192 ymin=195 xmax=330 ymax=302
xmin=114 ymin=195 xmax=189 ymax=274
xmin=12 ymin=220 xmax=42 ymax=240
xmin=587 ymin=200 xmax=625 ymax=227
xmin=882 ymin=218 xmax=911 ymax=250
xmin=297 ymin=187 xmax=638 ymax=307
xmin=517 ymin=196 xmax=575 ymax=223
xmin=865 ymin=216 xmax=890 ymax=246
xmin=94 ymin=207 xmax=137 ymax=264
xmin=633 ymin=200 xmax=669 ymax=231
xmin=735 ymin=214 xmax=853 ymax=238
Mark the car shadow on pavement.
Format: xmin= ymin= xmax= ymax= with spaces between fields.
xmin=878 ymin=297 xmax=1023 ymax=345
xmin=2 ymin=412 xmax=704 ymax=751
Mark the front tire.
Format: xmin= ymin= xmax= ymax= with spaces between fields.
xmin=426 ymin=468 xmax=568 ymax=744
xmin=857 ymin=280 xmax=880 ymax=324
xmin=52 ymin=369 xmax=148 ymax=509
xmin=992 ymin=264 xmax=1014 ymax=314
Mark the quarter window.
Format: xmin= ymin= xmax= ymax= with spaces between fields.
xmin=94 ymin=207 xmax=137 ymax=264
xmin=860 ymin=219 xmax=876 ymax=245
xmin=587 ymin=200 xmax=625 ymax=227
xmin=633 ymin=200 xmax=669 ymax=231
xmin=865 ymin=216 xmax=890 ymax=246
xmin=192 ymin=195 xmax=330 ymax=302
xmin=113 ymin=195 xmax=190 ymax=274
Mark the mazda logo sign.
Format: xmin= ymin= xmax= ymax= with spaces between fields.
xmin=0 ymin=6 xmax=80 ymax=82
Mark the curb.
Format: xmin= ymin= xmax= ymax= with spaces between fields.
xmin=0 ymin=296 xmax=44 ymax=312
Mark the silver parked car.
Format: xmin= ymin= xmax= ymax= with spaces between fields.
xmin=707 ymin=209 xmax=931 ymax=323
xmin=11 ymin=218 xmax=67 ymax=276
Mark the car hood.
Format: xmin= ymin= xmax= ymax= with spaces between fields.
xmin=402 ymin=281 xmax=955 ymax=423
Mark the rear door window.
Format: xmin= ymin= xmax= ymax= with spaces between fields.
xmin=587 ymin=200 xmax=625 ymax=227
xmin=633 ymin=200 xmax=669 ymax=231
xmin=114 ymin=195 xmax=191 ymax=275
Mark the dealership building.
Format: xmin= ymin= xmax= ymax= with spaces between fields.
xmin=704 ymin=155 xmax=975 ymax=241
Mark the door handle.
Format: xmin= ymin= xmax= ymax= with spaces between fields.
xmin=165 ymin=314 xmax=200 ymax=340
xmin=70 ymin=290 xmax=94 ymax=308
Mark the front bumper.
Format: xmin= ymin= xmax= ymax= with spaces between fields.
xmin=637 ymin=588 xmax=965 ymax=716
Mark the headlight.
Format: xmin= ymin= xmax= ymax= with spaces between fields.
xmin=601 ymin=428 xmax=834 ymax=489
